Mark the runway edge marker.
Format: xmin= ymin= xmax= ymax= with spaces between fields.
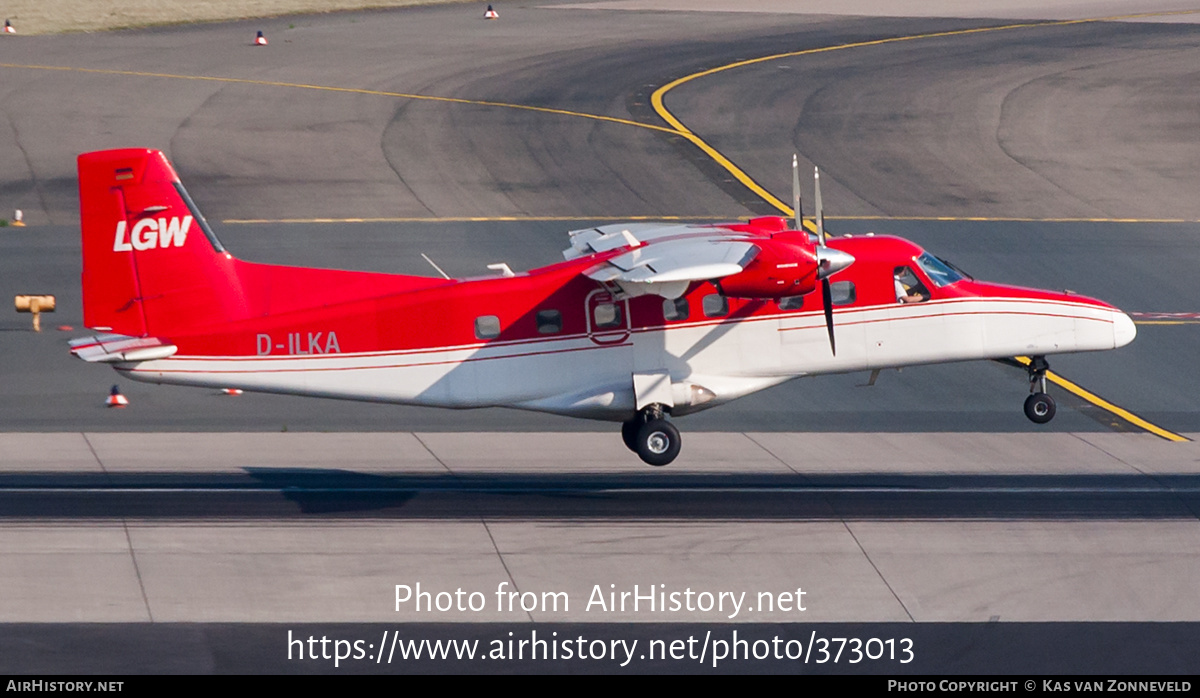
xmin=106 ymin=385 xmax=129 ymax=408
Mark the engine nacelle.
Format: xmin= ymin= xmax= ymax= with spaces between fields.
xmin=719 ymin=233 xmax=820 ymax=299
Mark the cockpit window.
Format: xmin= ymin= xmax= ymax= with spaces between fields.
xmin=915 ymin=252 xmax=965 ymax=287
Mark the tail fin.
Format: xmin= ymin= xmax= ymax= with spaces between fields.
xmin=78 ymin=149 xmax=247 ymax=336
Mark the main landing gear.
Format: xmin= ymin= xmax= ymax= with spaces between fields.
xmin=1023 ymin=356 xmax=1056 ymax=424
xmin=621 ymin=404 xmax=681 ymax=467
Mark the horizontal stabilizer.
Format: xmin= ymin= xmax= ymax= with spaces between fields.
xmin=69 ymin=334 xmax=177 ymax=363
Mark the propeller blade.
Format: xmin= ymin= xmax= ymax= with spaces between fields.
xmin=792 ymin=154 xmax=802 ymax=231
xmin=812 ymin=164 xmax=842 ymax=354
xmin=813 ymin=167 xmax=825 ymax=246
xmin=822 ymin=277 xmax=836 ymax=355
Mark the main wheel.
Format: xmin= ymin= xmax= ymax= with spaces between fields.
xmin=635 ymin=419 xmax=681 ymax=467
xmin=1024 ymin=392 xmax=1056 ymax=424
xmin=620 ymin=418 xmax=641 ymax=453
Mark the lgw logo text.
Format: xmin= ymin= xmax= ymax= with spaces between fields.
xmin=113 ymin=216 xmax=192 ymax=251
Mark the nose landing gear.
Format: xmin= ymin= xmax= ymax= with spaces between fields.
xmin=1023 ymin=356 xmax=1056 ymax=424
xmin=621 ymin=403 xmax=681 ymax=466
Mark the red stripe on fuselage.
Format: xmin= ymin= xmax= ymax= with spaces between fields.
xmin=124 ymin=339 xmax=630 ymax=375
xmin=158 ymin=232 xmax=1115 ymax=359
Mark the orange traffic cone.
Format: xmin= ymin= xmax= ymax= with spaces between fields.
xmin=254 ymin=30 xmax=268 ymax=46
xmin=12 ymin=209 xmax=24 ymax=227
xmin=3 ymin=20 xmax=14 ymax=34
xmin=106 ymin=385 xmax=129 ymax=408
xmin=484 ymin=5 xmax=499 ymax=19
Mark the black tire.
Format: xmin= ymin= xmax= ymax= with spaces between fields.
xmin=1024 ymin=392 xmax=1056 ymax=424
xmin=620 ymin=418 xmax=641 ymax=453
xmin=635 ymin=419 xmax=681 ymax=467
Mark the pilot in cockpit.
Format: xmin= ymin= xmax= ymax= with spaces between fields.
xmin=894 ymin=266 xmax=929 ymax=303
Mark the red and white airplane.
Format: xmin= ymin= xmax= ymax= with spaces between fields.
xmin=70 ymin=149 xmax=1135 ymax=465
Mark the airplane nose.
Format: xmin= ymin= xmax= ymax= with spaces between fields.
xmin=1113 ymin=311 xmax=1137 ymax=348
xmin=816 ymin=248 xmax=855 ymax=280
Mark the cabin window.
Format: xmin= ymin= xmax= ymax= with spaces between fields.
xmin=474 ymin=315 xmax=501 ymax=339
xmin=894 ymin=267 xmax=930 ymax=304
xmin=830 ymin=280 xmax=856 ymax=306
xmin=702 ymin=294 xmax=728 ymax=318
xmin=536 ymin=309 xmax=562 ymax=334
xmin=778 ymin=296 xmax=804 ymax=311
xmin=593 ymin=302 xmax=622 ymax=329
xmin=663 ymin=298 xmax=689 ymax=321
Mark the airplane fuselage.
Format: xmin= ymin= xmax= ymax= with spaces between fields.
xmin=114 ymin=230 xmax=1134 ymax=421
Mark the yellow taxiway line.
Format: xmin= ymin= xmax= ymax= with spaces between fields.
xmin=650 ymin=12 xmax=1197 ymax=442
xmin=0 ymin=63 xmax=685 ymax=137
xmin=223 ymin=213 xmax=1200 ymax=225
xmin=1013 ymin=357 xmax=1188 ymax=442
xmin=827 ymin=215 xmax=1200 ymax=224
xmin=222 ymin=215 xmax=721 ymax=224
xmin=650 ymin=10 xmax=1200 ymax=220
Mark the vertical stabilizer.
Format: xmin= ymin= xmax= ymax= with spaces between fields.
xmin=78 ymin=149 xmax=247 ymax=336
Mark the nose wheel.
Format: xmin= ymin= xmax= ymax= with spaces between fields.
xmin=1024 ymin=392 xmax=1056 ymax=423
xmin=1023 ymin=356 xmax=1056 ymax=424
xmin=621 ymin=404 xmax=681 ymax=466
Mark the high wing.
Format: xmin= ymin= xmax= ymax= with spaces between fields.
xmin=564 ymin=223 xmax=761 ymax=299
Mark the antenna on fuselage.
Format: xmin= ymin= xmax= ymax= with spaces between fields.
xmin=420 ymin=253 xmax=451 ymax=280
xmin=792 ymin=154 xmax=802 ymax=231
xmin=814 ymin=166 xmax=826 ymax=246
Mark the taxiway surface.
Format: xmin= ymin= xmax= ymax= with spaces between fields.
xmin=0 ymin=0 xmax=1199 ymax=673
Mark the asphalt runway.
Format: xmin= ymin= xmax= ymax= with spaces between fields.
xmin=4 ymin=430 xmax=1200 ymax=627
xmin=1 ymin=0 xmax=1200 ymax=674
